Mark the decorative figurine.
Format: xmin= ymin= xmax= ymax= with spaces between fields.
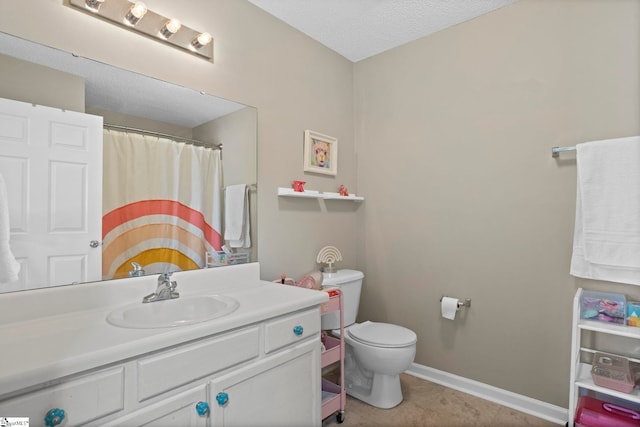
xmin=339 ymin=185 xmax=349 ymax=196
xmin=292 ymin=180 xmax=306 ymax=192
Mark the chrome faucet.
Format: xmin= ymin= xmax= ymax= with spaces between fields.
xmin=143 ymin=273 xmax=179 ymax=303
xmin=129 ymin=262 xmax=145 ymax=277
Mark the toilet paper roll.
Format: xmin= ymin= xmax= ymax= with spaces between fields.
xmin=441 ymin=297 xmax=459 ymax=320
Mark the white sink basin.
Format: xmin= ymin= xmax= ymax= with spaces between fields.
xmin=107 ymin=295 xmax=239 ymax=329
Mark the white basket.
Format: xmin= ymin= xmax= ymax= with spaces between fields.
xmin=206 ymin=251 xmax=249 ymax=267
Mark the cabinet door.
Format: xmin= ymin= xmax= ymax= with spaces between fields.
xmin=209 ymin=339 xmax=321 ymax=427
xmin=98 ymin=385 xmax=208 ymax=427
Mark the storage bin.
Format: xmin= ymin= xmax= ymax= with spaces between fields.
xmin=591 ymin=352 xmax=635 ymax=394
xmin=206 ymin=251 xmax=249 ymax=267
xmin=628 ymin=301 xmax=640 ymax=328
xmin=575 ymin=396 xmax=640 ymax=427
xmin=580 ymin=290 xmax=626 ymax=325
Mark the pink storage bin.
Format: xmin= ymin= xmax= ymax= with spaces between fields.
xmin=591 ymin=352 xmax=635 ymax=394
xmin=575 ymin=396 xmax=640 ymax=427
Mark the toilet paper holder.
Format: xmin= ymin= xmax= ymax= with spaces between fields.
xmin=440 ymin=296 xmax=472 ymax=311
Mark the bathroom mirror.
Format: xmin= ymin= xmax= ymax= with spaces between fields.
xmin=0 ymin=31 xmax=257 ymax=293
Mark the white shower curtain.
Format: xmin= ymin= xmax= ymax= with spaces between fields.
xmin=102 ymin=129 xmax=222 ymax=279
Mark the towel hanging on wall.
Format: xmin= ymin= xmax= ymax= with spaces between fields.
xmin=570 ymin=136 xmax=640 ymax=285
xmin=0 ymin=172 xmax=20 ymax=284
xmin=224 ymin=184 xmax=251 ymax=248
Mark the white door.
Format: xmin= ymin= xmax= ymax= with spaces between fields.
xmin=0 ymin=97 xmax=102 ymax=291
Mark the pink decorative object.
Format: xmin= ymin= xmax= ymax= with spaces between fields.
xmin=339 ymin=185 xmax=349 ymax=196
xmin=293 ymin=180 xmax=306 ymax=192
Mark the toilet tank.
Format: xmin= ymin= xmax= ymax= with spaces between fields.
xmin=321 ymin=269 xmax=364 ymax=330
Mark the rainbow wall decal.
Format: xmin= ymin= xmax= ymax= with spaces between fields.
xmin=102 ymin=199 xmax=222 ymax=279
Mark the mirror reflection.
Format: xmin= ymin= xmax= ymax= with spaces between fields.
xmin=0 ymin=32 xmax=257 ymax=293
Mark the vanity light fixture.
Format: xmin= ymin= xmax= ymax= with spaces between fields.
xmin=69 ymin=0 xmax=214 ymax=61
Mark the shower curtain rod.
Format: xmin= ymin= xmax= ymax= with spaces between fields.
xmin=551 ymin=145 xmax=576 ymax=158
xmin=104 ymin=123 xmax=222 ymax=149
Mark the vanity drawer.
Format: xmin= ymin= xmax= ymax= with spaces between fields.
xmin=264 ymin=307 xmax=321 ymax=354
xmin=0 ymin=366 xmax=124 ymax=426
xmin=137 ymin=326 xmax=259 ymax=401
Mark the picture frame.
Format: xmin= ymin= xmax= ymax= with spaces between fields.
xmin=303 ymin=130 xmax=338 ymax=176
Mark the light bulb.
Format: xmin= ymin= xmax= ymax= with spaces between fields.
xmin=85 ymin=0 xmax=105 ymax=11
xmin=160 ymin=19 xmax=181 ymax=38
xmin=125 ymin=2 xmax=147 ymax=25
xmin=191 ymin=32 xmax=212 ymax=49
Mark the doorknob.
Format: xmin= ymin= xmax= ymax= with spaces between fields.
xmin=89 ymin=240 xmax=101 ymax=248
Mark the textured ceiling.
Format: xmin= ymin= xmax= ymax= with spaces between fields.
xmin=248 ymin=0 xmax=521 ymax=62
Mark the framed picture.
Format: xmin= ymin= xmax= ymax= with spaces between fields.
xmin=303 ymin=130 xmax=338 ymax=176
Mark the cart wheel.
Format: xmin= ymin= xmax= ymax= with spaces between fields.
xmin=337 ymin=411 xmax=345 ymax=424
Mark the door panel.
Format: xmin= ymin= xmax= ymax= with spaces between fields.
xmin=0 ymin=97 xmax=102 ymax=291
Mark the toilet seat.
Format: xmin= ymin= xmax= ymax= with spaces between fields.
xmin=347 ymin=321 xmax=417 ymax=348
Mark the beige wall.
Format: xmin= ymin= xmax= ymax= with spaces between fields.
xmin=195 ymin=107 xmax=258 ymax=262
xmin=0 ymin=53 xmax=85 ymax=111
xmin=354 ymin=0 xmax=639 ymax=407
xmin=2 ymin=0 xmax=639 ymax=409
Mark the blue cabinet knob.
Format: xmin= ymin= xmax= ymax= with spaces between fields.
xmin=216 ymin=391 xmax=229 ymax=406
xmin=195 ymin=401 xmax=210 ymax=416
xmin=44 ymin=408 xmax=66 ymax=427
xmin=293 ymin=325 xmax=304 ymax=336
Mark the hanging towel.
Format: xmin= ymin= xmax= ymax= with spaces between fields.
xmin=0 ymin=173 xmax=20 ymax=284
xmin=224 ymin=184 xmax=251 ymax=248
xmin=570 ymin=136 xmax=640 ymax=285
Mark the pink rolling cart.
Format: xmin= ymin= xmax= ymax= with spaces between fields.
xmin=320 ymin=287 xmax=345 ymax=424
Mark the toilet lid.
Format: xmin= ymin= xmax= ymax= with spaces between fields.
xmin=347 ymin=321 xmax=417 ymax=348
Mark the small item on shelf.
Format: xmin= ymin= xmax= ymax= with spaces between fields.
xmin=575 ymin=396 xmax=640 ymax=427
xmin=292 ymin=180 xmax=306 ymax=192
xmin=338 ymin=185 xmax=349 ymax=196
xmin=580 ymin=290 xmax=626 ymax=324
xmin=272 ymin=275 xmax=297 ymax=286
xmin=273 ymin=270 xmax=323 ymax=289
xmin=590 ymin=352 xmax=635 ymax=393
xmin=297 ymin=270 xmax=324 ymax=290
xmin=627 ymin=301 xmax=640 ymax=327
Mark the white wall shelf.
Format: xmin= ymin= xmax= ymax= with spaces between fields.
xmin=278 ymin=187 xmax=364 ymax=201
xmin=322 ymin=192 xmax=364 ymax=201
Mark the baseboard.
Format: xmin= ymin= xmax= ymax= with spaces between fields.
xmin=405 ymin=363 xmax=568 ymax=425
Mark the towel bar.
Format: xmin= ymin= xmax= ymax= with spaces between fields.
xmin=552 ymin=146 xmax=576 ymax=158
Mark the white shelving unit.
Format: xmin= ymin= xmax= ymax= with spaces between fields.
xmin=568 ymin=288 xmax=640 ymax=424
xmin=278 ymin=187 xmax=364 ymax=201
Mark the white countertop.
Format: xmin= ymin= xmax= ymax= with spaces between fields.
xmin=0 ymin=263 xmax=328 ymax=397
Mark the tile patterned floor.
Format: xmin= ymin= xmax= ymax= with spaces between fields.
xmin=322 ymin=374 xmax=562 ymax=427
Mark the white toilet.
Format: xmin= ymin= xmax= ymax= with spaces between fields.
xmin=321 ymin=269 xmax=417 ymax=409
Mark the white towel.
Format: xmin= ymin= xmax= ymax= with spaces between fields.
xmin=570 ymin=136 xmax=640 ymax=285
xmin=0 ymin=173 xmax=20 ymax=284
xmin=224 ymin=184 xmax=251 ymax=248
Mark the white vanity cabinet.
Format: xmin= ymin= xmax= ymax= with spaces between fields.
xmin=0 ymin=306 xmax=322 ymax=427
